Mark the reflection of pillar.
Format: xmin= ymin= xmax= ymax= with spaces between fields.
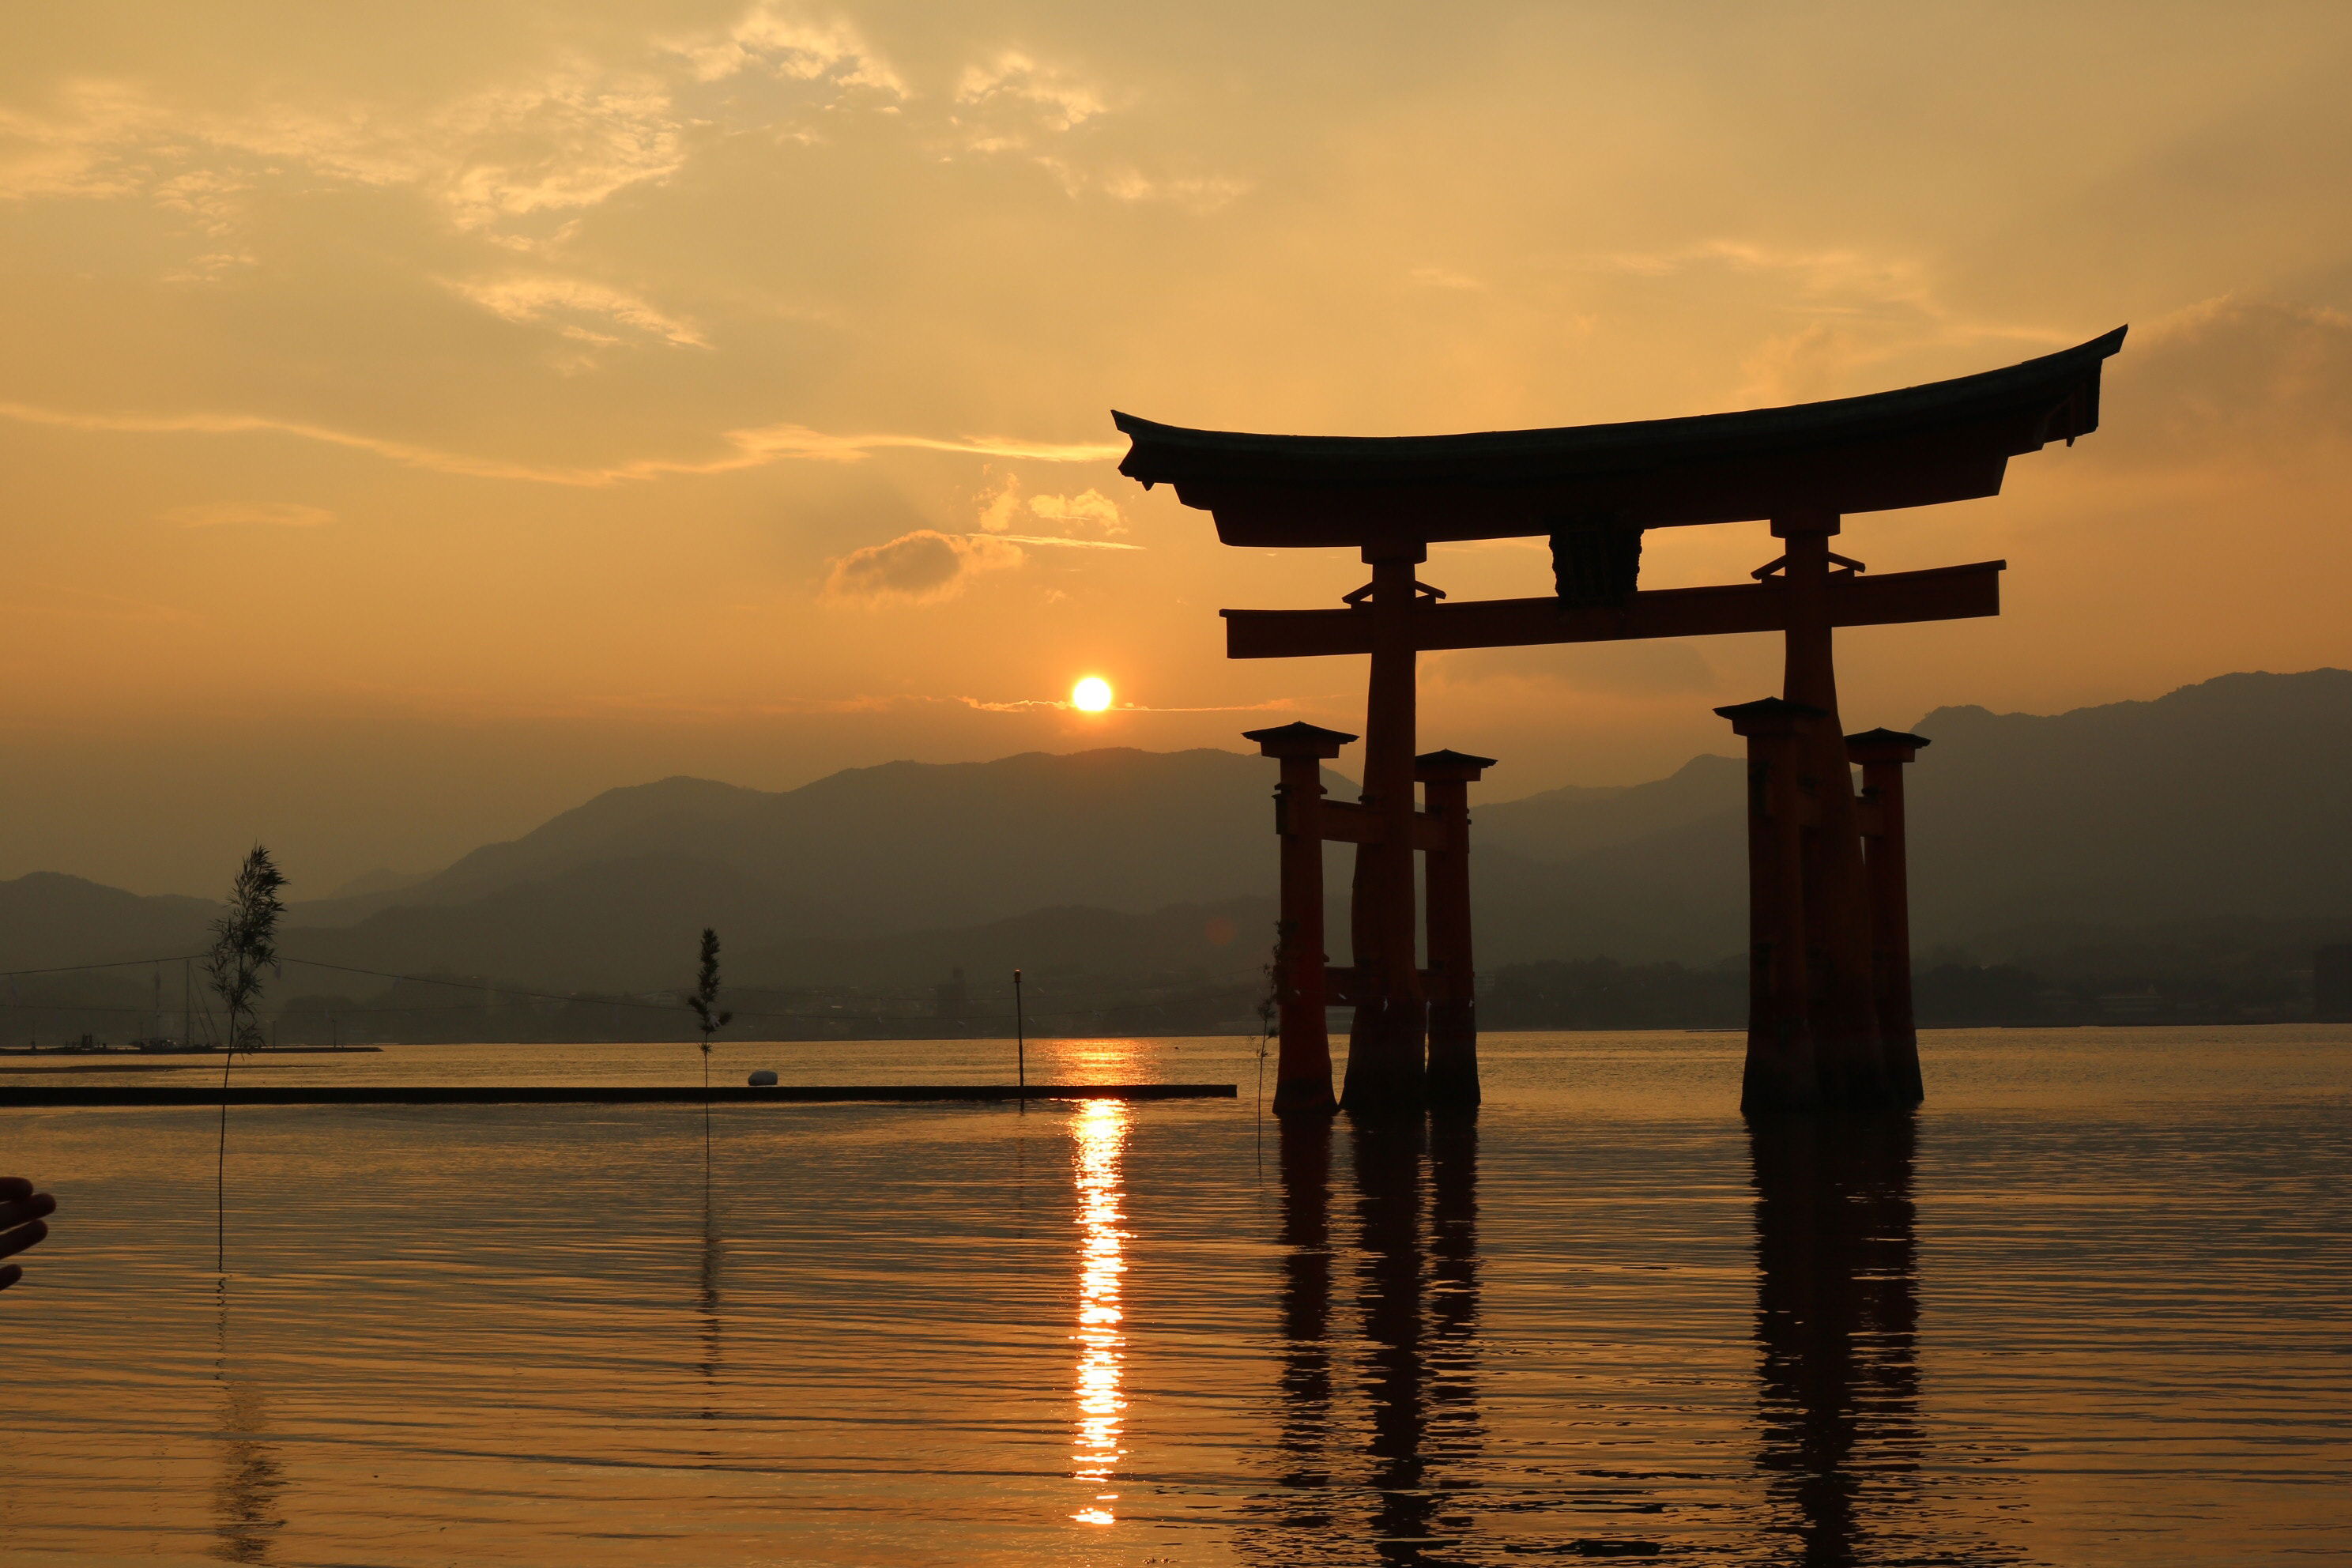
xmin=1847 ymin=729 xmax=1931 ymax=1105
xmin=1273 ymin=1117 xmax=1334 ymax=1513
xmin=1424 ymin=1110 xmax=1483 ymax=1494
xmin=1718 ymin=698 xmax=1822 ymax=1112
xmin=1246 ymin=722 xmax=1356 ymax=1116
xmin=1771 ymin=515 xmax=1890 ymax=1105
xmin=1344 ymin=550 xmax=1429 ymax=1117
xmin=1748 ymin=1112 xmax=1920 ymax=1565
xmin=1417 ymin=749 xmax=1496 ymax=1112
xmin=1351 ymin=1114 xmax=1430 ymax=1557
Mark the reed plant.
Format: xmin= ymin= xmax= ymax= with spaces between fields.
xmin=687 ymin=928 xmax=733 ymax=1086
xmin=687 ymin=929 xmax=733 ymax=1156
xmin=205 ymin=846 xmax=285 ymax=1272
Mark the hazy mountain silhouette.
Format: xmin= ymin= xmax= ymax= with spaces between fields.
xmin=288 ymin=750 xmax=1325 ymax=937
xmin=319 ymin=866 xmax=432 ymax=901
xmin=6 ymin=670 xmax=2347 ymax=997
xmin=742 ymin=895 xmax=1276 ymax=989
xmin=0 ymin=873 xmax=215 ymax=971
xmin=1905 ymin=669 xmax=2352 ymax=942
xmin=283 ymin=854 xmax=795 ymax=992
xmin=1473 ymin=754 xmax=1743 ymax=863
xmin=296 ymin=775 xmax=775 ymax=923
xmin=1469 ymin=669 xmax=2352 ymax=963
xmin=1469 ymin=754 xmax=1750 ymax=964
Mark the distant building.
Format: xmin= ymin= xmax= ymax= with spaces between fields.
xmin=2316 ymin=945 xmax=2352 ymax=1022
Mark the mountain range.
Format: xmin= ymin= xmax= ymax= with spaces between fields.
xmin=6 ymin=669 xmax=2348 ymax=1012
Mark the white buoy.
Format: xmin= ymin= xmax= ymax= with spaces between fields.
xmin=747 ymin=1069 xmax=778 ymax=1087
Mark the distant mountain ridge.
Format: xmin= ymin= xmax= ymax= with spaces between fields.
xmin=1905 ymin=669 xmax=2352 ymax=940
xmin=3 ymin=669 xmax=2346 ymax=997
xmin=0 ymin=873 xmax=216 ymax=971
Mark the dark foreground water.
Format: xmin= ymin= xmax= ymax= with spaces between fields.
xmin=3 ymin=1029 xmax=2347 ymax=1566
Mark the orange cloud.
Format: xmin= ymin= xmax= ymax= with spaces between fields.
xmin=823 ymin=530 xmax=1024 ymax=605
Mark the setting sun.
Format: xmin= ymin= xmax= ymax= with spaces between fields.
xmin=1071 ymin=677 xmax=1114 ymax=713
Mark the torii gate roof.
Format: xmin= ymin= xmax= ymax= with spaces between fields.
xmin=1114 ymin=326 xmax=2124 ymax=549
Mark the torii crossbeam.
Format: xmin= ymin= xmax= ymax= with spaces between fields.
xmin=1116 ymin=327 xmax=2124 ymax=1118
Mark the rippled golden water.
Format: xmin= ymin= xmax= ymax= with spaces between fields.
xmin=3 ymin=1030 xmax=2347 ymax=1565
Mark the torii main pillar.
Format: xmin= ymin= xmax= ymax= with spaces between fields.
xmin=1340 ymin=549 xmax=1432 ymax=1117
xmin=1717 ymin=521 xmax=1936 ymax=1110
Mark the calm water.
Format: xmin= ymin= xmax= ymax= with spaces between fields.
xmin=3 ymin=1030 xmax=2347 ymax=1566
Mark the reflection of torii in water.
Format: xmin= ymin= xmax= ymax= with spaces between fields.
xmin=1747 ymin=1112 xmax=2037 ymax=1566
xmin=1115 ymin=329 xmax=2124 ymax=1116
xmin=1242 ymin=1116 xmax=1484 ymax=1564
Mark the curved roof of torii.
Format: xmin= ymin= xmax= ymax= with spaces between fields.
xmin=1113 ymin=326 xmax=2125 ymax=549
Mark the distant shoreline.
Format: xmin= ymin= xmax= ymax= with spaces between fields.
xmin=0 ymin=1046 xmax=384 ymax=1057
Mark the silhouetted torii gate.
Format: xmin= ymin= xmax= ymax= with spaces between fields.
xmin=1115 ymin=327 xmax=2124 ymax=1118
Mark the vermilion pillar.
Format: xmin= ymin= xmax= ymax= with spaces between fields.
xmin=1417 ymin=748 xmax=1494 ymax=1113
xmin=1847 ymin=728 xmax=1931 ymax=1104
xmin=1718 ymin=698 xmax=1822 ymax=1112
xmin=1245 ymin=721 xmax=1355 ymax=1117
xmin=1343 ymin=548 xmax=1430 ymax=1117
xmin=1769 ymin=514 xmax=1892 ymax=1105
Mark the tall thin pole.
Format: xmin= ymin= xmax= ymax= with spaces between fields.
xmin=1013 ymin=968 xmax=1026 ymax=1094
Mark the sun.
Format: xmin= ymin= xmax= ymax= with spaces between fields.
xmin=1071 ymin=676 xmax=1114 ymax=713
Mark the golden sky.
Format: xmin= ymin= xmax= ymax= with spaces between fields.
xmin=6 ymin=2 xmax=2352 ymax=894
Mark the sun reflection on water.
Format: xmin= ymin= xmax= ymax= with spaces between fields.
xmin=1070 ymin=1098 xmax=1129 ymax=1526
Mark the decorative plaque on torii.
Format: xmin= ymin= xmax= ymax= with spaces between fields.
xmin=1114 ymin=327 xmax=2125 ymax=1118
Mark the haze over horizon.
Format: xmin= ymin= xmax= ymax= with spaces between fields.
xmin=9 ymin=3 xmax=2352 ymax=895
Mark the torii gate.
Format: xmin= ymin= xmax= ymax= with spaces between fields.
xmin=1115 ymin=328 xmax=2124 ymax=1117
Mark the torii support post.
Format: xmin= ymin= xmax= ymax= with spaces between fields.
xmin=1342 ymin=549 xmax=1431 ymax=1118
xmin=1417 ymin=748 xmax=1494 ymax=1113
xmin=1769 ymin=514 xmax=1893 ymax=1106
xmin=1245 ymin=721 xmax=1356 ymax=1117
xmin=1718 ymin=698 xmax=1822 ymax=1112
xmin=1848 ymin=728 xmax=1931 ymax=1103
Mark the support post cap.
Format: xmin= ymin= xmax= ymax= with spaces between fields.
xmin=1714 ymin=696 xmax=1826 ymax=736
xmin=1845 ymin=727 xmax=1932 ymax=764
xmin=1243 ymin=721 xmax=1358 ymax=760
xmin=1415 ymin=748 xmax=1498 ymax=783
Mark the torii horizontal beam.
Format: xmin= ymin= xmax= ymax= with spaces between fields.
xmin=1221 ymin=559 xmax=2003 ymax=661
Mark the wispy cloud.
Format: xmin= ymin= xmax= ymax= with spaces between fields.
xmin=950 ymin=695 xmax=1295 ymax=714
xmin=988 ymin=533 xmax=1143 ymax=551
xmin=668 ymin=5 xmax=904 ymax=96
xmin=0 ymin=400 xmax=1121 ymax=486
xmin=975 ymin=469 xmax=1130 ymax=538
xmin=161 ymin=501 xmax=335 ymax=528
xmin=954 ymin=50 xmax=1107 ymax=145
xmin=0 ymin=10 xmax=897 ymax=250
xmin=0 ymin=69 xmax=693 ymax=235
xmin=1562 ymin=238 xmax=2082 ymax=404
xmin=444 ymin=275 xmax=707 ymax=347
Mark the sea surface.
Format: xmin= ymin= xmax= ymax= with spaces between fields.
xmin=2 ymin=1029 xmax=2346 ymax=1566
